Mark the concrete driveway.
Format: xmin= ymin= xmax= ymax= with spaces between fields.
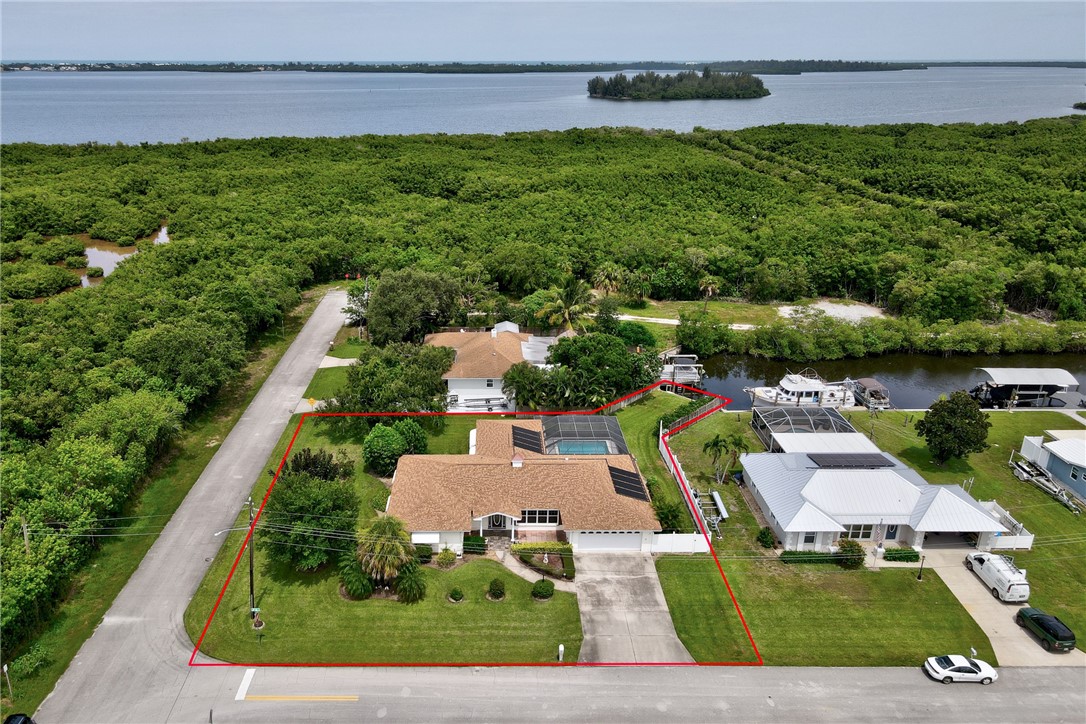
xmin=574 ymin=553 xmax=693 ymax=663
xmin=924 ymin=548 xmax=1086 ymax=667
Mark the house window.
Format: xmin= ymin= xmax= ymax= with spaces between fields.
xmin=520 ymin=509 xmax=560 ymax=525
xmin=803 ymin=532 xmax=816 ymax=544
xmin=486 ymin=379 xmax=494 ymax=388
xmin=1071 ymin=466 xmax=1081 ymax=482
xmin=844 ymin=524 xmax=873 ymax=540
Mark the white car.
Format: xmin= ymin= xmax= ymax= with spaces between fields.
xmin=923 ymin=654 xmax=998 ymax=685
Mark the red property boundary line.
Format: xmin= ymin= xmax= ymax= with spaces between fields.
xmin=189 ymin=380 xmax=762 ymax=668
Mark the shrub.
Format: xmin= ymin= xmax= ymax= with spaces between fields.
xmin=656 ymin=397 xmax=710 ymax=431
xmin=883 ymin=546 xmax=921 ymax=562
xmin=395 ymin=561 xmax=427 ymax=604
xmin=653 ymin=499 xmax=684 ymax=531
xmin=370 ymin=488 xmax=390 ymax=512
xmin=436 ymin=548 xmax=456 ymax=568
xmin=392 ymin=418 xmax=428 ymax=454
xmin=10 ymin=643 xmax=51 ymax=678
xmin=338 ymin=553 xmax=375 ymax=600
xmin=86 ymin=266 xmax=104 ymax=278
xmin=415 ymin=543 xmax=433 ymax=564
xmin=488 ymin=577 xmax=505 ymax=600
xmin=287 ymin=447 xmax=355 ymax=480
xmin=463 ymin=535 xmax=486 ymax=554
xmin=362 ymin=424 xmax=408 ymax=476
xmin=835 ymin=538 xmax=866 ymax=569
xmin=64 ymin=254 xmax=87 ymax=268
xmin=780 ymin=550 xmax=838 ymax=564
xmin=449 ymin=586 xmax=464 ymax=602
xmin=532 ymin=579 xmax=555 ymax=600
xmin=756 ymin=526 xmax=776 ymax=549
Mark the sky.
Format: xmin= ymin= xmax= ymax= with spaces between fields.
xmin=2 ymin=1 xmax=1083 ymax=63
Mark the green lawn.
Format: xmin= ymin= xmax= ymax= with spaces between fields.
xmin=616 ymin=299 xmax=781 ymax=326
xmin=1 ymin=285 xmax=339 ymax=718
xmin=303 ymin=366 xmax=349 ymax=400
xmin=657 ymin=556 xmax=994 ymax=666
xmin=327 ymin=331 xmax=366 ymax=359
xmin=189 ymin=555 xmax=581 ymax=663
xmin=615 ymin=391 xmax=695 ymax=532
xmin=839 ymin=409 xmax=1086 ymax=637
xmin=426 ymin=414 xmax=492 ymax=454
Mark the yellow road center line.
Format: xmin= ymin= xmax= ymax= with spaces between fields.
xmin=246 ymin=695 xmax=358 ymax=702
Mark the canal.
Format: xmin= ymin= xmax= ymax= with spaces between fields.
xmin=700 ymin=352 xmax=1086 ymax=410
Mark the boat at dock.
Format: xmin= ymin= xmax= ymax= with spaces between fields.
xmin=847 ymin=377 xmax=892 ymax=410
xmin=744 ymin=368 xmax=852 ymax=409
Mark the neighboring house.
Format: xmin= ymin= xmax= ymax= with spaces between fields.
xmin=386 ymin=417 xmax=660 ymax=553
xmin=741 ymin=451 xmax=1009 ymax=552
xmin=424 ymin=322 xmax=567 ymax=412
xmin=1020 ymin=429 xmax=1086 ymax=502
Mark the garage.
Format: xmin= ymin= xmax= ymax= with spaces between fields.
xmin=571 ymin=531 xmax=645 ymax=552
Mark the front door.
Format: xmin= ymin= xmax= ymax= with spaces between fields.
xmin=489 ymin=514 xmax=505 ymax=530
xmin=886 ymin=525 xmax=898 ymax=541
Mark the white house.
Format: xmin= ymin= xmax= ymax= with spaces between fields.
xmin=741 ymin=451 xmax=1009 ymax=552
xmin=424 ymin=322 xmax=565 ymax=412
xmin=386 ymin=418 xmax=660 ymax=553
xmin=1019 ymin=429 xmax=1086 ymax=502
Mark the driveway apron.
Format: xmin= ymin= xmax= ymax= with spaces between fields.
xmin=574 ymin=553 xmax=694 ymax=663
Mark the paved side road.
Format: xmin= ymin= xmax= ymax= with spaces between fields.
xmin=36 ymin=290 xmax=348 ymax=724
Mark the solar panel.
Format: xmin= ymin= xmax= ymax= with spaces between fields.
xmin=608 ymin=466 xmax=649 ymax=501
xmin=808 ymin=453 xmax=894 ymax=469
xmin=511 ymin=426 xmax=543 ymax=454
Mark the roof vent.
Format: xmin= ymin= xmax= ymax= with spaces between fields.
xmin=512 ymin=454 xmax=524 ymax=468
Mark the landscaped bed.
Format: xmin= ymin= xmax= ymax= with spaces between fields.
xmin=188 ymin=554 xmax=582 ymax=663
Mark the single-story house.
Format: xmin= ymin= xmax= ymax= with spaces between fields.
xmin=740 ymin=450 xmax=1009 ymax=552
xmin=387 ymin=417 xmax=660 ymax=553
xmin=424 ymin=322 xmax=569 ymax=412
xmin=1020 ymin=429 xmax=1086 ymax=501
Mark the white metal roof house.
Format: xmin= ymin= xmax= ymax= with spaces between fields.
xmin=1019 ymin=429 xmax=1086 ymax=502
xmin=751 ymin=407 xmax=881 ymax=454
xmin=740 ymin=451 xmax=1009 ymax=552
xmin=424 ymin=322 xmax=568 ymax=412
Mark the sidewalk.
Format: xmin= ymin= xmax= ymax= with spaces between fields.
xmin=495 ymin=549 xmax=577 ymax=593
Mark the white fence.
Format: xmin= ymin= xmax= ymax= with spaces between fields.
xmin=650 ymin=532 xmax=710 ymax=553
xmin=980 ymin=500 xmax=1035 ymax=551
xmin=658 ymin=419 xmax=713 ymax=534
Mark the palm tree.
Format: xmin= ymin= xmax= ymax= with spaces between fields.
xmin=702 ymin=431 xmax=750 ymax=484
xmin=593 ymin=262 xmax=625 ymax=297
xmin=623 ymin=268 xmax=653 ymax=304
xmin=702 ymin=434 xmax=729 ymax=485
xmin=537 ymin=276 xmax=595 ymax=332
xmin=699 ymin=275 xmax=722 ymax=312
xmin=357 ymin=515 xmax=415 ymax=586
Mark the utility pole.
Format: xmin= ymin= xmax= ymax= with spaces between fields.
xmin=20 ymin=515 xmax=29 ymax=555
xmin=246 ymin=497 xmax=256 ymax=619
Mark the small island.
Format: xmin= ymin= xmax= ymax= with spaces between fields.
xmin=587 ymin=68 xmax=769 ymax=100
xmin=1073 ymin=101 xmax=1086 ymax=111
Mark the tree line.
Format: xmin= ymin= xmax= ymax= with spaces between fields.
xmin=588 ymin=69 xmax=769 ymax=100
xmin=2 ymin=119 xmax=1085 ymax=654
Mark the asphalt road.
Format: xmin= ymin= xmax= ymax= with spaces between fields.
xmin=35 ymin=290 xmax=349 ymax=724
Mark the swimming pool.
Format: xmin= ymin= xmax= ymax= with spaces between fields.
xmin=554 ymin=440 xmax=611 ymax=455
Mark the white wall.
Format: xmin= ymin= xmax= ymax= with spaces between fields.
xmin=412 ymin=531 xmax=465 ymax=554
xmin=650 ymin=533 xmax=710 ymax=553
xmin=448 ymin=378 xmax=504 ymax=396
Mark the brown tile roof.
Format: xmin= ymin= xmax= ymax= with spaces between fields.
xmin=387 ymin=421 xmax=660 ymax=533
xmin=474 ymin=419 xmax=546 ymax=459
xmin=424 ymin=330 xmax=529 ymax=380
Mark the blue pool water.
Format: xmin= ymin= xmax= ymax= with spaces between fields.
xmin=555 ymin=441 xmax=611 ymax=455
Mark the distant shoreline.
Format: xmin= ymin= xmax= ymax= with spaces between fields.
xmin=5 ymin=59 xmax=1083 ymax=74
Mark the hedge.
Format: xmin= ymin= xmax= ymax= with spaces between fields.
xmin=779 ymin=550 xmax=840 ymax=564
xmin=463 ymin=535 xmax=486 ymax=554
xmin=882 ymin=546 xmax=921 ymax=562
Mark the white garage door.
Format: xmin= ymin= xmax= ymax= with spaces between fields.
xmin=574 ymin=531 xmax=643 ymax=552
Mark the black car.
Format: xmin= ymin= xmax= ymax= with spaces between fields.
xmin=1016 ymin=607 xmax=1077 ymax=651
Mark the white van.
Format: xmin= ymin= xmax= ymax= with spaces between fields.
xmin=965 ymin=552 xmax=1030 ymax=602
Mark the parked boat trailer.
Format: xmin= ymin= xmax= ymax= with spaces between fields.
xmin=1008 ymin=451 xmax=1081 ymax=514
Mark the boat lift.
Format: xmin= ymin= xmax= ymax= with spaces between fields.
xmin=690 ymin=488 xmax=729 ymax=536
